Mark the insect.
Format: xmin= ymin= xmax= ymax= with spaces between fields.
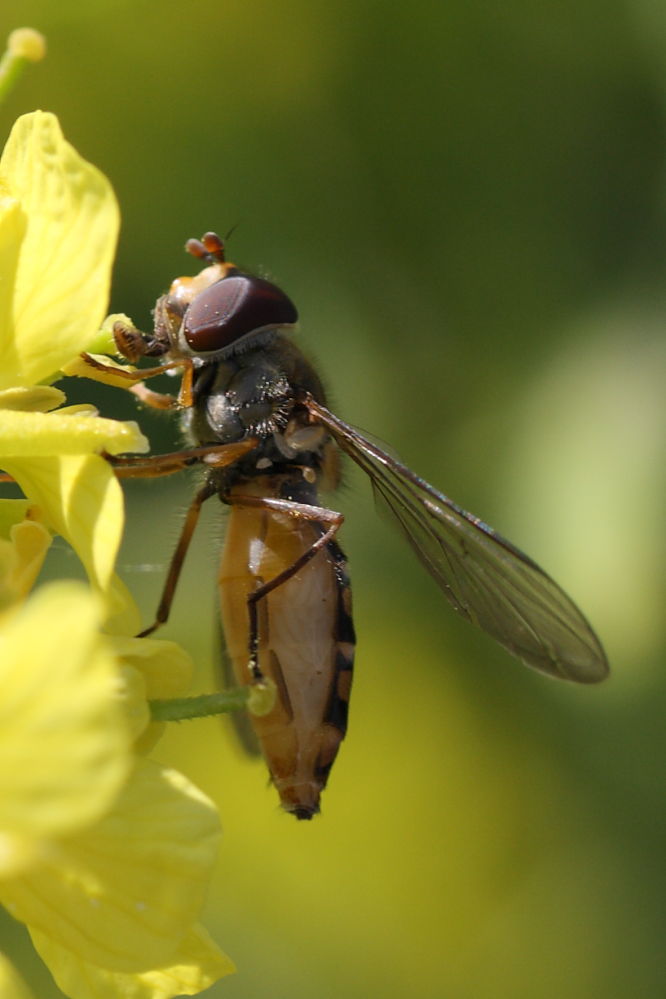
xmin=98 ymin=231 xmax=608 ymax=820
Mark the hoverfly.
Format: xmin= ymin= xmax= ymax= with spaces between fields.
xmin=97 ymin=231 xmax=608 ymax=820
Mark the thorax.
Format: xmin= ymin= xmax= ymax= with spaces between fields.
xmin=181 ymin=335 xmax=341 ymax=496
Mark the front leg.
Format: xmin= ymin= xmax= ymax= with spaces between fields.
xmin=108 ymin=437 xmax=258 ymax=479
xmin=78 ymin=350 xmax=194 ymax=409
xmin=106 ymin=437 xmax=258 ymax=634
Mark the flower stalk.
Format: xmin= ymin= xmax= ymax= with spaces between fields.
xmin=0 ymin=29 xmax=46 ymax=104
xmin=150 ymin=680 xmax=276 ymax=722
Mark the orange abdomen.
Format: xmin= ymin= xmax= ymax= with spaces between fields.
xmin=218 ymin=480 xmax=355 ymax=819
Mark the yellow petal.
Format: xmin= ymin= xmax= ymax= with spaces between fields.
xmin=0 ymin=515 xmax=51 ymax=609
xmin=0 ymin=112 xmax=119 ymax=388
xmin=0 ymin=499 xmax=31 ymax=536
xmin=2 ymin=760 xmax=221 ymax=972
xmin=117 ymin=665 xmax=152 ymax=742
xmin=132 ymin=720 xmax=166 ymax=757
xmin=111 ymin=637 xmax=194 ymax=753
xmin=0 ymin=197 xmax=26 ymax=382
xmin=29 ymin=924 xmax=234 ymax=999
xmin=1 ymin=455 xmax=124 ymax=593
xmin=0 ymin=386 xmax=65 ymax=412
xmin=55 ymin=404 xmax=100 ymax=416
xmin=0 ymin=582 xmax=130 ymax=876
xmin=0 ymin=410 xmax=148 ymax=457
xmin=110 ymin=636 xmax=194 ymax=699
xmin=0 ymin=952 xmax=35 ymax=999
xmin=102 ymin=573 xmax=143 ymax=636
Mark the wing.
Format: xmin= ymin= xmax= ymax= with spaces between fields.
xmin=305 ymin=397 xmax=608 ymax=683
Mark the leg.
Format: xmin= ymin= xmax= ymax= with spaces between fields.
xmin=81 ymin=349 xmax=186 ymax=382
xmin=108 ymin=437 xmax=258 ymax=479
xmin=228 ymin=494 xmax=345 ymax=682
xmin=109 ymin=437 xmax=257 ymax=634
xmin=137 ymin=480 xmax=216 ymax=636
xmin=78 ymin=351 xmax=195 ymax=409
xmin=128 ymin=382 xmax=179 ymax=411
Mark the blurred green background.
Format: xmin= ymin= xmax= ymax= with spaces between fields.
xmin=2 ymin=1 xmax=665 ymax=997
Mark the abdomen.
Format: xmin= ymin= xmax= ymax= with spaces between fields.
xmin=218 ymin=479 xmax=355 ymax=819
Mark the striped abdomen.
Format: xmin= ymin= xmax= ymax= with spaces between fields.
xmin=218 ymin=478 xmax=355 ymax=819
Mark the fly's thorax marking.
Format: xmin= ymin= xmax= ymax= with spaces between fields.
xmin=188 ymin=349 xmax=295 ymax=446
xmin=249 ymin=459 xmax=317 ymax=484
xmin=280 ymin=418 xmax=327 ymax=454
xmin=186 ymin=360 xmax=243 ymax=445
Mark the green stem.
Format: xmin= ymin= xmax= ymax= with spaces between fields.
xmin=0 ymin=51 xmax=27 ymax=103
xmin=150 ymin=687 xmax=250 ymax=722
xmin=0 ymin=29 xmax=47 ymax=105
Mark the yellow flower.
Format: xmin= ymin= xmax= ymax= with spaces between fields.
xmin=0 ymin=583 xmax=130 ymax=879
xmin=0 ymin=110 xmax=116 ymax=388
xmin=31 ymin=924 xmax=235 ymax=999
xmin=112 ymin=633 xmax=195 ymax=753
xmin=0 ymin=112 xmax=234 ymax=996
xmin=0 ymin=582 xmax=233 ymax=997
xmin=0 ymin=950 xmax=35 ymax=999
xmin=0 ymin=111 xmax=148 ymax=604
xmin=0 ymin=499 xmax=51 ymax=611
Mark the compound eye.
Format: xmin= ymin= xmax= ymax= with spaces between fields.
xmin=182 ymin=274 xmax=298 ymax=354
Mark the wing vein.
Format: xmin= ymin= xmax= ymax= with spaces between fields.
xmin=304 ymin=397 xmax=608 ymax=683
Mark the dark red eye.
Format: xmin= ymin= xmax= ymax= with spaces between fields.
xmin=182 ymin=273 xmax=298 ymax=354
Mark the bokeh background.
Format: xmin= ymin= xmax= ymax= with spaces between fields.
xmin=2 ymin=2 xmax=665 ymax=997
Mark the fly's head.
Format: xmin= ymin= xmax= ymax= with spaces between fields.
xmin=114 ymin=231 xmax=298 ymax=366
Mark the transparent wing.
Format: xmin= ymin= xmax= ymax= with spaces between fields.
xmin=306 ymin=397 xmax=608 ymax=683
